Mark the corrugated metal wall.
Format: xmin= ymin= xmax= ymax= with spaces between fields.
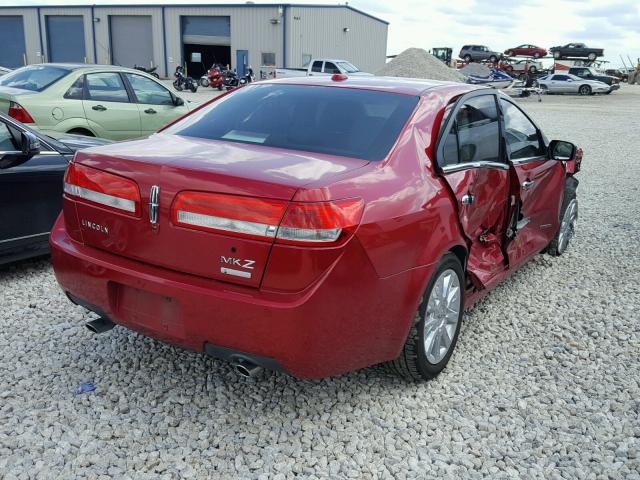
xmin=0 ymin=5 xmax=388 ymax=76
xmin=93 ymin=7 xmax=164 ymax=72
xmin=286 ymin=7 xmax=387 ymax=73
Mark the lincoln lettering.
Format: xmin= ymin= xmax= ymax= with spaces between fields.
xmin=81 ymin=219 xmax=109 ymax=235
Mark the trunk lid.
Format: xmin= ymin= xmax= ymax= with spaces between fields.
xmin=69 ymin=133 xmax=368 ymax=288
xmin=0 ymin=87 xmax=34 ymax=113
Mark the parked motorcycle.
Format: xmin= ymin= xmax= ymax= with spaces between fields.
xmin=134 ymin=64 xmax=160 ymax=79
xmin=224 ymin=67 xmax=255 ymax=91
xmin=200 ymin=64 xmax=226 ymax=90
xmin=173 ymin=66 xmax=198 ymax=93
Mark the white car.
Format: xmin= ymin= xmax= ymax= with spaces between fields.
xmin=537 ymin=73 xmax=611 ymax=95
xmin=508 ymin=59 xmax=543 ymax=74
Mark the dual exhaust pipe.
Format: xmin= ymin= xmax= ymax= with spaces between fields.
xmin=85 ymin=318 xmax=262 ymax=378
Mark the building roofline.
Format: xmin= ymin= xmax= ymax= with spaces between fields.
xmin=0 ymin=3 xmax=389 ymax=25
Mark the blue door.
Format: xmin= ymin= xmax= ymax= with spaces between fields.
xmin=236 ymin=50 xmax=248 ymax=77
xmin=46 ymin=16 xmax=86 ymax=63
xmin=0 ymin=16 xmax=26 ymax=68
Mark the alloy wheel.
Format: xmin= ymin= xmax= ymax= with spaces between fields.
xmin=557 ymin=199 xmax=578 ymax=253
xmin=423 ymin=269 xmax=461 ymax=364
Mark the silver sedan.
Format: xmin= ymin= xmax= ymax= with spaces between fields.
xmin=537 ymin=73 xmax=611 ymax=95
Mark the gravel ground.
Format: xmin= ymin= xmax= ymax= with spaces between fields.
xmin=1 ymin=86 xmax=639 ymax=480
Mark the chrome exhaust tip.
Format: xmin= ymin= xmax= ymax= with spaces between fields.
xmin=85 ymin=317 xmax=115 ymax=334
xmin=234 ymin=359 xmax=262 ymax=378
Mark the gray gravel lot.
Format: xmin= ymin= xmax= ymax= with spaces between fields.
xmin=1 ymin=86 xmax=639 ymax=480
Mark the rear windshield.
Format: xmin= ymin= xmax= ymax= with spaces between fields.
xmin=166 ymin=84 xmax=419 ymax=161
xmin=0 ymin=65 xmax=71 ymax=92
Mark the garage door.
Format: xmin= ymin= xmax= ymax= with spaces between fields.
xmin=0 ymin=16 xmax=26 ymax=68
xmin=181 ymin=16 xmax=230 ymax=46
xmin=46 ymin=15 xmax=86 ymax=63
xmin=110 ymin=16 xmax=154 ymax=68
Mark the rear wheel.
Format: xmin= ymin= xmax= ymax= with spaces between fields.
xmin=489 ymin=55 xmax=498 ymax=63
xmin=553 ymin=51 xmax=561 ymax=59
xmin=588 ymin=53 xmax=597 ymax=61
xmin=386 ymin=253 xmax=464 ymax=381
xmin=547 ymin=179 xmax=578 ymax=256
xmin=464 ymin=54 xmax=472 ymax=63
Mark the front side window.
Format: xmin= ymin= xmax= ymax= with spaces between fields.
xmin=85 ymin=72 xmax=129 ymax=103
xmin=440 ymin=95 xmax=500 ymax=167
xmin=165 ymin=84 xmax=419 ymax=162
xmin=124 ymin=73 xmax=173 ymax=105
xmin=553 ymin=75 xmax=569 ymax=81
xmin=500 ymin=100 xmax=544 ymax=160
xmin=323 ymin=62 xmax=340 ymax=74
xmin=0 ymin=123 xmax=17 ymax=152
xmin=311 ymin=61 xmax=323 ymax=73
xmin=0 ymin=65 xmax=70 ymax=92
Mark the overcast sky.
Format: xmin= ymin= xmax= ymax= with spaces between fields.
xmin=3 ymin=0 xmax=638 ymax=68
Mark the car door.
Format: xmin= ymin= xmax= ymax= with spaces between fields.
xmin=499 ymin=98 xmax=565 ymax=267
xmin=550 ymin=75 xmax=569 ymax=93
xmin=309 ymin=61 xmax=323 ymax=76
xmin=123 ymin=73 xmax=189 ymax=136
xmin=436 ymin=93 xmax=511 ymax=287
xmin=82 ymin=71 xmax=141 ymax=140
xmin=0 ymin=118 xmax=67 ymax=257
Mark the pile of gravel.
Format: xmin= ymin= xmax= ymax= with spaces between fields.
xmin=460 ymin=63 xmax=492 ymax=77
xmin=1 ymin=89 xmax=640 ymax=478
xmin=376 ymin=48 xmax=465 ymax=82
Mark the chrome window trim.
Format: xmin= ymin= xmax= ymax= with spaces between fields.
xmin=0 ymin=150 xmax=60 ymax=156
xmin=441 ymin=161 xmax=509 ymax=173
xmin=510 ymin=155 xmax=547 ymax=164
xmin=0 ymin=232 xmax=50 ymax=244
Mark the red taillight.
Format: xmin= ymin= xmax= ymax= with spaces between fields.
xmin=63 ymin=163 xmax=141 ymax=216
xmin=172 ymin=192 xmax=287 ymax=240
xmin=276 ymin=199 xmax=364 ymax=245
xmin=172 ymin=192 xmax=364 ymax=245
xmin=8 ymin=102 xmax=34 ymax=123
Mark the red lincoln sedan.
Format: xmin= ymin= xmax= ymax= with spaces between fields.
xmin=504 ymin=44 xmax=547 ymax=58
xmin=50 ymin=75 xmax=581 ymax=380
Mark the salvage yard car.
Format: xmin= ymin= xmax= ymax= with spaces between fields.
xmin=537 ymin=73 xmax=612 ymax=95
xmin=0 ymin=64 xmax=190 ymax=141
xmin=50 ymin=76 xmax=581 ymax=380
xmin=0 ymin=112 xmax=107 ymax=264
xmin=549 ymin=43 xmax=603 ymax=60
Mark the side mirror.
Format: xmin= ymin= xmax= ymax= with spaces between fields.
xmin=549 ymin=140 xmax=576 ymax=161
xmin=173 ymin=95 xmax=185 ymax=107
xmin=21 ymin=131 xmax=41 ymax=157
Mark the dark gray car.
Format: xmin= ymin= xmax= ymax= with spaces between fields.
xmin=459 ymin=45 xmax=502 ymax=63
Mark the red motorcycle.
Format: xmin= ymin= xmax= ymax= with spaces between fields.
xmin=200 ymin=64 xmax=226 ymax=90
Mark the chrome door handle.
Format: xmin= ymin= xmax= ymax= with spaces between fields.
xmin=144 ymin=108 xmax=157 ymax=114
xmin=522 ymin=180 xmax=535 ymax=190
xmin=92 ymin=105 xmax=107 ymax=111
xmin=461 ymin=194 xmax=475 ymax=205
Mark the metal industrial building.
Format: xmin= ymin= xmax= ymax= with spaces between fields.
xmin=0 ymin=4 xmax=388 ymax=78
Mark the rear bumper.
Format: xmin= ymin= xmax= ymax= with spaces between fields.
xmin=50 ymin=215 xmax=431 ymax=378
xmin=609 ymin=84 xmax=620 ymax=91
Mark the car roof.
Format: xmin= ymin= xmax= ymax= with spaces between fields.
xmin=24 ymin=63 xmax=141 ymax=73
xmin=263 ymin=75 xmax=482 ymax=97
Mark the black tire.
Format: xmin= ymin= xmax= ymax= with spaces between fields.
xmin=189 ymin=83 xmax=198 ymax=93
xmin=173 ymin=81 xmax=183 ymax=92
xmin=553 ymin=51 xmax=561 ymax=59
xmin=588 ymin=53 xmax=597 ymax=61
xmin=217 ymin=84 xmax=223 ymax=91
xmin=579 ymin=85 xmax=591 ymax=95
xmin=547 ymin=178 xmax=578 ymax=256
xmin=464 ymin=54 xmax=472 ymax=63
xmin=200 ymin=78 xmax=210 ymax=87
xmin=529 ymin=66 xmax=537 ymax=74
xmin=533 ymin=52 xmax=541 ymax=59
xmin=386 ymin=253 xmax=464 ymax=381
xmin=489 ymin=55 xmax=498 ymax=63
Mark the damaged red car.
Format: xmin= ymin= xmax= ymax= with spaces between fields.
xmin=50 ymin=76 xmax=581 ymax=380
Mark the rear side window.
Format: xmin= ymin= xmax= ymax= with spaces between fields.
xmin=0 ymin=65 xmax=70 ymax=92
xmin=500 ymin=100 xmax=544 ymax=160
xmin=166 ymin=84 xmax=419 ymax=161
xmin=440 ymin=95 xmax=500 ymax=167
xmin=85 ymin=72 xmax=129 ymax=103
xmin=64 ymin=75 xmax=84 ymax=100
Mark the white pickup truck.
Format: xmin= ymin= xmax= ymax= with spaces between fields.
xmin=274 ymin=59 xmax=372 ymax=78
